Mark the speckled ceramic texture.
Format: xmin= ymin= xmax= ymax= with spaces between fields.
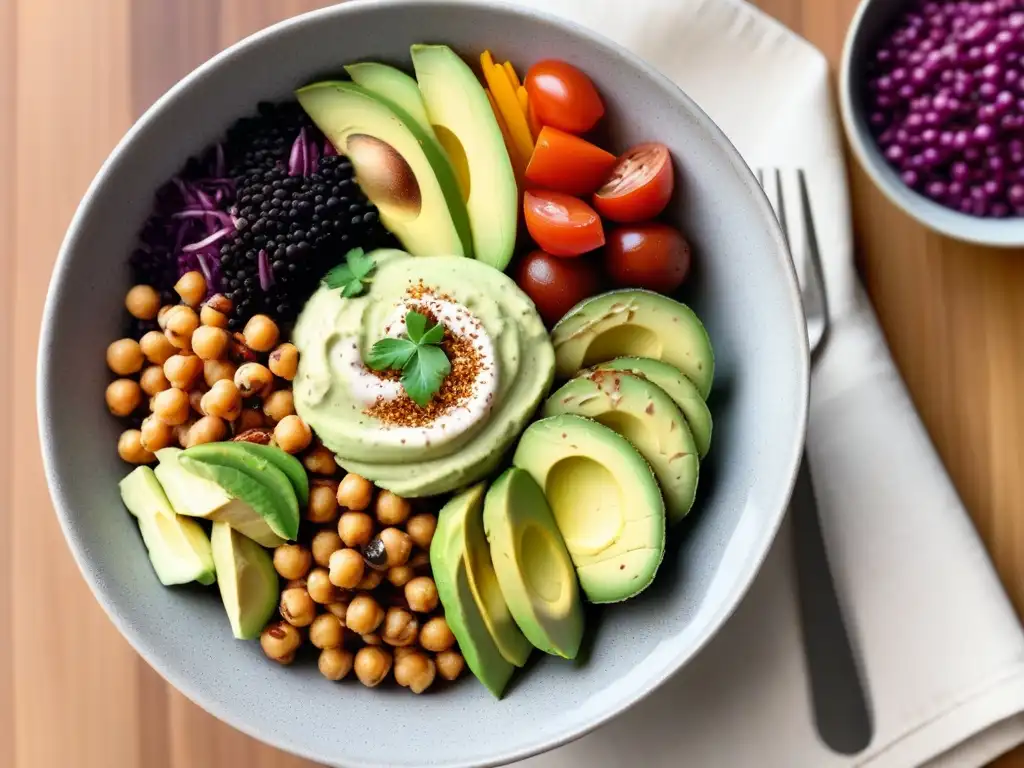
xmin=38 ymin=1 xmax=808 ymax=766
xmin=840 ymin=0 xmax=1024 ymax=247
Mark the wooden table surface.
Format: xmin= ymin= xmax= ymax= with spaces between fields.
xmin=3 ymin=0 xmax=1023 ymax=766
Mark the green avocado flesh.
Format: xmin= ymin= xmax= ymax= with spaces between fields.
xmin=483 ymin=468 xmax=584 ymax=659
xmin=513 ymin=415 xmax=665 ymax=604
xmin=592 ymin=357 xmax=713 ymax=458
xmin=543 ymin=370 xmax=699 ymax=524
xmin=154 ymin=448 xmax=285 ymax=548
xmin=411 ymin=44 xmax=518 ymax=271
xmin=230 ymin=442 xmax=309 ymax=508
xmin=432 ymin=483 xmax=531 ymax=697
xmin=181 ymin=443 xmax=300 ymax=540
xmin=344 ymin=62 xmax=436 ymax=138
xmin=295 ymin=80 xmax=473 ymax=259
xmin=119 ymin=467 xmax=215 ymax=587
xmin=210 ymin=521 xmax=279 ymax=640
xmin=551 ymin=289 xmax=715 ymax=398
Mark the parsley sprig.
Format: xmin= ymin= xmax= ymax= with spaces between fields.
xmin=322 ymin=248 xmax=376 ymax=298
xmin=366 ymin=310 xmax=451 ymax=407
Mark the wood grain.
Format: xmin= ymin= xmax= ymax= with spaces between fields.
xmin=3 ymin=0 xmax=1022 ymax=766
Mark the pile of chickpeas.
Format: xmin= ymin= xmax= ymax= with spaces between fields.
xmin=107 ymin=271 xmax=312 ymax=460
xmin=261 ymin=471 xmax=464 ymax=694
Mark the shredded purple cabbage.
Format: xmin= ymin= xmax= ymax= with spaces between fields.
xmin=257 ymin=249 xmax=274 ymax=291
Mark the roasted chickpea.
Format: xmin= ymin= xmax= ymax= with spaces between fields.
xmin=408 ymin=550 xmax=430 ymax=570
xmin=274 ymin=415 xmax=312 ymax=454
xmin=375 ymin=491 xmax=411 ymax=526
xmin=152 ymin=387 xmax=190 ymax=426
xmin=191 ymin=326 xmax=229 ymax=361
xmin=279 ymin=587 xmax=316 ymax=627
xmin=268 ymin=342 xmax=299 ymax=380
xmin=387 ymin=565 xmax=414 ymax=588
xmin=338 ymin=511 xmax=374 ymax=548
xmin=263 ymin=390 xmax=295 ymax=423
xmin=260 ymin=620 xmax=301 ymax=663
xmin=199 ymin=304 xmax=228 ymax=329
xmin=354 ymin=646 xmax=392 ymax=687
xmin=107 ymin=338 xmax=145 ymax=376
xmin=307 ymin=567 xmax=338 ymax=604
xmin=393 ymin=645 xmax=418 ymax=661
xmin=326 ymin=600 xmax=349 ymax=625
xmin=188 ymin=386 xmax=208 ymax=415
xmin=138 ymin=365 xmax=170 ymax=396
xmin=405 ymin=576 xmax=439 ymax=613
xmin=382 ymin=606 xmax=419 ymax=647
xmin=105 ymin=379 xmax=142 ymax=417
xmin=140 ymin=415 xmax=175 ymax=452
xmin=346 ymin=594 xmax=385 ymax=635
xmin=157 ymin=305 xmax=174 ymax=330
xmin=285 ymin=577 xmax=308 ymax=591
xmin=336 ymin=473 xmax=373 ymax=510
xmin=361 ymin=632 xmax=383 ymax=646
xmin=309 ymin=613 xmax=345 ymax=650
xmin=436 ymin=650 xmax=465 ymax=681
xmin=163 ymin=353 xmax=203 ymax=390
xmin=243 ymin=314 xmax=280 ymax=352
xmin=303 ymin=445 xmax=337 ymax=476
xmin=139 ymin=330 xmax=177 ymax=365
xmin=202 ymin=358 xmax=236 ymax=388
xmin=125 ymin=284 xmax=161 ymax=320
xmin=379 ymin=528 xmax=413 ymax=569
xmin=118 ymin=429 xmax=155 ymax=464
xmin=174 ymin=418 xmax=197 ymax=448
xmin=186 ymin=415 xmax=226 ymax=447
xmin=200 ymin=379 xmax=242 ymax=421
xmin=307 ymin=482 xmax=339 ymax=524
xmin=406 ymin=513 xmax=438 ymax=550
xmin=419 ymin=616 xmax=456 ymax=653
xmin=311 ymin=530 xmax=344 ymax=567
xmin=164 ymin=306 xmax=200 ymax=349
xmin=174 ymin=270 xmax=206 ymax=307
xmin=234 ymin=362 xmax=273 ymax=399
xmin=318 ymin=647 xmax=354 ymax=681
xmin=356 ymin=569 xmax=384 ymax=591
xmin=394 ymin=650 xmax=436 ymax=694
xmin=235 ymin=407 xmax=266 ymax=433
xmin=273 ymin=544 xmax=312 ymax=580
xmin=328 ymin=548 xmax=365 ymax=589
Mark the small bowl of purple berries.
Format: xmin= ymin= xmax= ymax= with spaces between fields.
xmin=840 ymin=0 xmax=1024 ymax=247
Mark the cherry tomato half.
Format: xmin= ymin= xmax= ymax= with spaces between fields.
xmin=593 ymin=143 xmax=675 ymax=223
xmin=514 ymin=250 xmax=603 ymax=327
xmin=603 ymin=222 xmax=692 ymax=293
xmin=524 ymin=60 xmax=605 ymax=135
xmin=524 ymin=190 xmax=606 ymax=257
xmin=525 ymin=127 xmax=618 ymax=197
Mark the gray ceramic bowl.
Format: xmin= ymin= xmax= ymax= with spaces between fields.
xmin=839 ymin=0 xmax=1024 ymax=247
xmin=38 ymin=1 xmax=808 ymax=766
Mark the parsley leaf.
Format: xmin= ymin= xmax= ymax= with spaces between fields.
xmin=321 ymin=248 xmax=375 ymax=298
xmin=365 ymin=310 xmax=451 ymax=406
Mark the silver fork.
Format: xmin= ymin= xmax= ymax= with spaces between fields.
xmin=757 ymin=169 xmax=871 ymax=754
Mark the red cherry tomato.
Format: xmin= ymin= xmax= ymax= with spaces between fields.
xmin=524 ymin=190 xmax=606 ymax=257
xmin=514 ymin=250 xmax=603 ymax=327
xmin=603 ymin=223 xmax=692 ymax=293
xmin=524 ymin=60 xmax=605 ymax=135
xmin=593 ymin=143 xmax=675 ymax=223
xmin=525 ymin=127 xmax=618 ymax=197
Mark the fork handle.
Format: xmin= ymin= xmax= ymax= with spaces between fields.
xmin=803 ymin=291 xmax=1024 ymax=766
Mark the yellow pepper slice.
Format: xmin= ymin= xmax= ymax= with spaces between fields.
xmin=504 ymin=61 xmax=521 ymax=90
xmin=481 ymin=51 xmax=534 ymax=162
xmin=486 ymin=88 xmax=524 ymax=181
xmin=517 ymin=86 xmax=529 ymax=117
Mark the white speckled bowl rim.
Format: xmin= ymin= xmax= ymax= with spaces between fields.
xmin=37 ymin=1 xmax=809 ymax=766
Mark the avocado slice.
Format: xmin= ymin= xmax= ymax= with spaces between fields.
xmin=551 ymin=289 xmax=715 ymax=398
xmin=296 ymin=80 xmax=473 ymax=259
xmin=154 ymin=448 xmax=285 ymax=548
xmin=483 ymin=468 xmax=584 ymax=659
xmin=432 ymin=484 xmax=528 ymax=697
xmin=178 ymin=446 xmax=299 ymax=542
xmin=543 ymin=370 xmax=699 ymax=524
xmin=591 ymin=357 xmax=713 ymax=458
xmin=229 ymin=443 xmax=309 ymax=508
xmin=513 ymin=415 xmax=665 ymax=604
xmin=119 ymin=466 xmax=215 ymax=586
xmin=411 ymin=44 xmax=518 ymax=271
xmin=345 ymin=62 xmax=436 ymax=138
xmin=210 ymin=521 xmax=279 ymax=640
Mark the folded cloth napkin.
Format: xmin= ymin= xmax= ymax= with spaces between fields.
xmin=449 ymin=0 xmax=1024 ymax=765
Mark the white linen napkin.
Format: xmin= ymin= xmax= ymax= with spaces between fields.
xmin=467 ymin=0 xmax=1024 ymax=765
